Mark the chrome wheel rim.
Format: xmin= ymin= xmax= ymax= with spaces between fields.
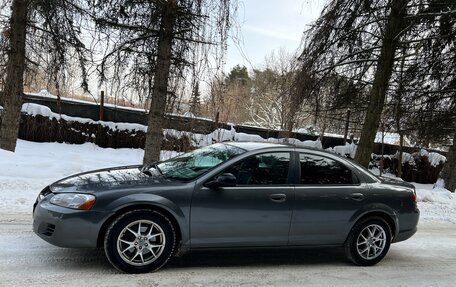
xmin=356 ymin=224 xmax=387 ymax=260
xmin=117 ymin=220 xmax=166 ymax=266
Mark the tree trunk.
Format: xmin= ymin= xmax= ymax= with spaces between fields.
xmin=354 ymin=0 xmax=408 ymax=167
xmin=395 ymin=48 xmax=406 ymax=178
xmin=440 ymin=133 xmax=456 ymax=192
xmin=313 ymin=96 xmax=319 ymax=127
xmin=0 ymin=0 xmax=27 ymax=152
xmin=143 ymin=0 xmax=177 ymax=164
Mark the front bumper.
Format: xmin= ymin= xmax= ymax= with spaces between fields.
xmin=33 ymin=195 xmax=107 ymax=248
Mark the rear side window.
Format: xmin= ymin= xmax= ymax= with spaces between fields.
xmin=299 ymin=153 xmax=354 ymax=185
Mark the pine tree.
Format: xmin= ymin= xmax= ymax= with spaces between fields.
xmin=0 ymin=0 xmax=26 ymax=151
xmin=189 ymin=83 xmax=201 ymax=116
xmin=227 ymin=65 xmax=250 ymax=85
xmin=92 ymin=0 xmax=234 ymax=163
xmin=293 ymin=0 xmax=456 ymax=167
xmin=0 ymin=0 xmax=91 ymax=151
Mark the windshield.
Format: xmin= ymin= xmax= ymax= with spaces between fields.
xmin=156 ymin=143 xmax=246 ymax=180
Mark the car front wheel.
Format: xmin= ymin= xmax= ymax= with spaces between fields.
xmin=104 ymin=209 xmax=176 ymax=273
xmin=345 ymin=217 xmax=392 ymax=266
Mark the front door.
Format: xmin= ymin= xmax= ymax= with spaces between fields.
xmin=190 ymin=152 xmax=294 ymax=248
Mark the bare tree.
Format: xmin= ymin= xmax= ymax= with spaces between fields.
xmin=249 ymin=49 xmax=297 ymax=129
xmin=92 ymin=0 xmax=235 ymax=163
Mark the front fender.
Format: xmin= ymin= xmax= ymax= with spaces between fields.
xmin=103 ymin=193 xmax=189 ymax=248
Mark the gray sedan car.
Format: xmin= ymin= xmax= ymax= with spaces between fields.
xmin=33 ymin=142 xmax=419 ymax=273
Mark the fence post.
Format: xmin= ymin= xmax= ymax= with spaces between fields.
xmin=380 ymin=122 xmax=385 ymax=176
xmin=214 ymin=111 xmax=219 ymax=131
xmin=99 ymin=91 xmax=104 ymax=121
xmin=343 ymin=108 xmax=351 ymax=144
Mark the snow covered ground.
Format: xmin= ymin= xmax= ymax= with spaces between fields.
xmin=0 ymin=212 xmax=454 ymax=286
xmin=0 ymin=139 xmax=454 ymax=223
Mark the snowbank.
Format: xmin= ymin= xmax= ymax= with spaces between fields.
xmin=22 ymin=103 xmax=147 ymax=132
xmin=22 ymin=103 xmax=326 ymax=149
xmin=389 ymin=149 xmax=446 ymax=166
xmin=419 ymin=149 xmax=447 ymax=167
xmin=327 ymin=142 xmax=357 ymax=159
xmin=164 ymin=126 xmax=324 ymax=149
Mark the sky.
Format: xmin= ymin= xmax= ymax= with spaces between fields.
xmin=225 ymin=0 xmax=327 ymax=72
xmin=46 ymin=0 xmax=328 ymax=102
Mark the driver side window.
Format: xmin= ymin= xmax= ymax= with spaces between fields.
xmin=224 ymin=152 xmax=290 ymax=185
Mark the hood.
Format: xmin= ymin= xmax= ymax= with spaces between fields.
xmin=50 ymin=165 xmax=177 ymax=193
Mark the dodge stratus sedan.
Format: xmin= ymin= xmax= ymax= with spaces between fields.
xmin=33 ymin=142 xmax=419 ymax=273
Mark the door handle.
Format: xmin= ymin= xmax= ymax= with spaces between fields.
xmin=270 ymin=193 xmax=287 ymax=203
xmin=350 ymin=193 xmax=365 ymax=201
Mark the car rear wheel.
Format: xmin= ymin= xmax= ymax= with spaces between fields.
xmin=345 ymin=217 xmax=391 ymax=266
xmin=104 ymin=209 xmax=176 ymax=273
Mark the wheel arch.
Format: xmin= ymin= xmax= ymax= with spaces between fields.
xmin=348 ymin=210 xmax=398 ymax=242
xmin=97 ymin=203 xmax=185 ymax=251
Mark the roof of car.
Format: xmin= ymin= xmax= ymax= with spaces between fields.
xmin=224 ymin=141 xmax=292 ymax=151
xmin=224 ymin=141 xmax=329 ymax=154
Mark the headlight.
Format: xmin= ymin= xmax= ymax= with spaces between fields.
xmin=50 ymin=193 xmax=96 ymax=210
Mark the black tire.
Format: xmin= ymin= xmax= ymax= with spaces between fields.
xmin=345 ymin=216 xmax=392 ymax=266
xmin=104 ymin=209 xmax=176 ymax=273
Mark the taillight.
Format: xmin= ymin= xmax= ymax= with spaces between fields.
xmin=411 ymin=187 xmax=417 ymax=203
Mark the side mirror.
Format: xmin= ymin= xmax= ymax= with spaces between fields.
xmin=204 ymin=173 xmax=237 ymax=189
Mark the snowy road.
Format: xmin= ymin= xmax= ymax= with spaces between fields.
xmin=0 ymin=211 xmax=455 ymax=287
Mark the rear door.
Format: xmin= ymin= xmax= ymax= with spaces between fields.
xmin=289 ymin=152 xmax=368 ymax=245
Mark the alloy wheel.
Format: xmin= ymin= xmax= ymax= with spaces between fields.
xmin=356 ymin=224 xmax=387 ymax=260
xmin=116 ymin=220 xmax=166 ymax=266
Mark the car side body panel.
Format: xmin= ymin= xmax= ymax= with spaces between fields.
xmin=33 ymin=143 xmax=419 ymax=257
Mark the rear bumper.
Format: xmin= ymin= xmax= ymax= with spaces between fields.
xmin=393 ymin=226 xmax=417 ymax=243
xmin=393 ymin=207 xmax=419 ymax=243
xmin=33 ymin=197 xmax=106 ymax=248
